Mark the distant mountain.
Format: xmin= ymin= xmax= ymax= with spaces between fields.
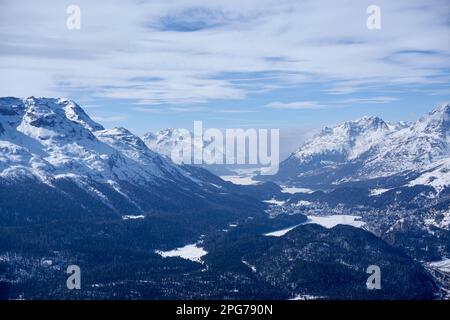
xmin=142 ymin=128 xmax=195 ymax=160
xmin=143 ymin=128 xmax=244 ymax=175
xmin=143 ymin=127 xmax=226 ymax=161
xmin=0 ymin=97 xmax=264 ymax=226
xmin=266 ymin=104 xmax=450 ymax=191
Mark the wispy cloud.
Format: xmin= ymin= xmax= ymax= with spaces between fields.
xmin=131 ymin=107 xmax=164 ymax=113
xmin=334 ymin=96 xmax=399 ymax=104
xmin=215 ymin=108 xmax=256 ymax=113
xmin=266 ymin=101 xmax=325 ymax=110
xmin=265 ymin=96 xmax=398 ymax=111
xmin=91 ymin=115 xmax=127 ymax=122
xmin=132 ymin=105 xmax=255 ymax=114
xmin=0 ymin=0 xmax=449 ymax=108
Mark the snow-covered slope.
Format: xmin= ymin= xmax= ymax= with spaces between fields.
xmin=0 ymin=97 xmax=180 ymax=185
xmin=363 ymin=104 xmax=449 ymax=178
xmin=0 ymin=97 xmax=263 ymax=225
xmin=96 ymin=127 xmax=184 ymax=182
xmin=270 ymin=104 xmax=450 ymax=190
xmin=142 ymin=128 xmax=197 ymax=159
xmin=408 ymin=157 xmax=450 ymax=192
xmin=143 ymin=128 xmax=227 ymax=162
xmin=292 ymin=116 xmax=392 ymax=163
xmin=143 ymin=128 xmax=236 ymax=175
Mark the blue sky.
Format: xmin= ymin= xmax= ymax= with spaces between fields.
xmin=1 ymin=0 xmax=450 ymax=143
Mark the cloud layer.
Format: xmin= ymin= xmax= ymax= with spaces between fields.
xmin=0 ymin=0 xmax=449 ymax=110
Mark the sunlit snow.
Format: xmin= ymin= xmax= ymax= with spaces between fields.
xmin=122 ymin=215 xmax=145 ymax=220
xmin=263 ymin=199 xmax=286 ymax=206
xmin=306 ymin=215 xmax=365 ymax=229
xmin=281 ymin=186 xmax=314 ymax=194
xmin=264 ymin=224 xmax=303 ymax=237
xmin=264 ymin=215 xmax=365 ymax=237
xmin=220 ymin=175 xmax=259 ymax=185
xmin=369 ymin=188 xmax=391 ymax=196
xmin=155 ymin=243 xmax=208 ymax=263
xmin=429 ymin=258 xmax=450 ymax=273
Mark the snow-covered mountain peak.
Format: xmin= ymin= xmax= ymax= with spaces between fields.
xmin=96 ymin=127 xmax=140 ymax=144
xmin=16 ymin=97 xmax=104 ymax=146
xmin=435 ymin=103 xmax=450 ymax=116
xmin=97 ymin=127 xmax=165 ymax=161
xmin=0 ymin=97 xmax=104 ymax=141
xmin=293 ymin=115 xmax=393 ymax=162
xmin=0 ymin=97 xmax=188 ymax=185
xmin=342 ymin=116 xmax=388 ymax=131
xmin=158 ymin=128 xmax=178 ymax=137
xmin=59 ymin=98 xmax=104 ymax=132
xmin=412 ymin=103 xmax=450 ymax=135
xmin=1 ymin=97 xmax=263 ymax=223
xmin=274 ymin=103 xmax=450 ymax=191
xmin=98 ymin=127 xmax=146 ymax=148
xmin=153 ymin=128 xmax=188 ymax=142
xmin=142 ymin=128 xmax=189 ymax=157
xmin=142 ymin=131 xmax=157 ymax=141
xmin=96 ymin=127 xmax=179 ymax=179
xmin=386 ymin=121 xmax=411 ymax=131
xmin=318 ymin=116 xmax=390 ymax=139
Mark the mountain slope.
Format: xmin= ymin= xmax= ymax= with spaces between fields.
xmin=142 ymin=128 xmax=196 ymax=160
xmin=142 ymin=128 xmax=244 ymax=175
xmin=268 ymin=104 xmax=450 ymax=190
xmin=363 ymin=104 xmax=450 ymax=179
xmin=0 ymin=97 xmax=264 ymax=226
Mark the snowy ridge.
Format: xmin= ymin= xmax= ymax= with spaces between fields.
xmin=276 ymin=103 xmax=450 ymax=191
xmin=143 ymin=128 xmax=193 ymax=159
xmin=0 ymin=97 xmax=235 ymax=220
xmin=0 ymin=97 xmax=178 ymax=185
xmin=155 ymin=242 xmax=208 ymax=263
xmin=143 ymin=127 xmax=244 ymax=164
xmin=363 ymin=104 xmax=450 ymax=178
xmin=293 ymin=116 xmax=392 ymax=163
xmin=408 ymin=157 xmax=450 ymax=192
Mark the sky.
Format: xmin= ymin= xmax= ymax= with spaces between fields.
xmin=1 ymin=0 xmax=450 ymax=152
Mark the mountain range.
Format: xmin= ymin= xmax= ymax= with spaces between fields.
xmin=0 ymin=97 xmax=448 ymax=299
xmin=268 ymin=104 xmax=450 ymax=192
xmin=0 ymin=97 xmax=265 ymax=226
xmin=142 ymin=127 xmax=247 ymax=175
xmin=255 ymin=104 xmax=450 ymax=262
